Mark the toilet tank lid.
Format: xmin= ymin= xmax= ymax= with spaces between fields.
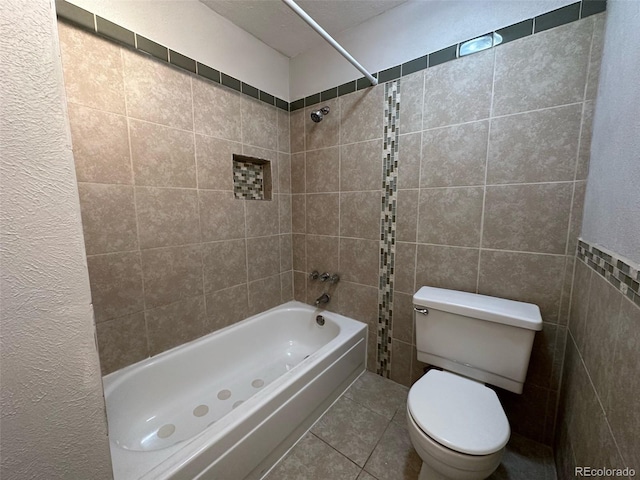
xmin=413 ymin=287 xmax=542 ymax=330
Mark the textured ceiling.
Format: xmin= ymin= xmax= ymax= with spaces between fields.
xmin=200 ymin=0 xmax=408 ymax=58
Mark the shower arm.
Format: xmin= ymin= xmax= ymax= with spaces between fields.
xmin=281 ymin=0 xmax=378 ymax=86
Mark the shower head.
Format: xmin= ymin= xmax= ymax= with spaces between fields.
xmin=311 ymin=106 xmax=330 ymax=123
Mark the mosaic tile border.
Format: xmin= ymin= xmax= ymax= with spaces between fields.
xmin=577 ymin=239 xmax=640 ymax=308
xmin=55 ymin=0 xmax=289 ymax=111
xmin=233 ymin=161 xmax=265 ymax=200
xmin=289 ymin=0 xmax=606 ymax=110
xmin=377 ymin=79 xmax=401 ymax=376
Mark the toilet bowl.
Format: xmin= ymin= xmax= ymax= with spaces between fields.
xmin=407 ymin=370 xmax=509 ymax=480
xmin=408 ymin=286 xmax=542 ymax=480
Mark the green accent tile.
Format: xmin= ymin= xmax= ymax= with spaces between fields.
xmin=581 ymin=0 xmax=607 ymax=17
xmin=428 ymin=45 xmax=458 ymax=67
xmin=136 ymin=35 xmax=168 ymax=61
xmin=378 ymin=65 xmax=401 ymax=83
xmin=96 ymin=16 xmax=135 ymax=47
xmin=534 ymin=2 xmax=580 ymax=33
xmin=320 ymin=88 xmax=337 ymax=101
xmin=169 ymin=50 xmax=196 ymax=73
xmin=221 ymin=73 xmax=241 ymax=92
xmin=402 ymin=56 xmax=427 ymax=76
xmin=197 ymin=63 xmax=220 ymax=83
xmin=275 ymin=98 xmax=289 ymax=111
xmin=242 ymin=83 xmax=259 ymax=100
xmin=290 ymin=99 xmax=304 ymax=111
xmin=305 ymin=93 xmax=320 ymax=107
xmin=338 ymin=81 xmax=356 ymax=96
xmin=55 ymin=0 xmax=95 ymax=31
xmin=496 ymin=19 xmax=534 ymax=45
xmin=356 ymin=73 xmax=377 ymax=90
xmin=259 ymin=91 xmax=275 ymax=105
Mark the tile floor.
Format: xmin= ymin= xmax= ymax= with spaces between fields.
xmin=265 ymin=371 xmax=557 ymax=480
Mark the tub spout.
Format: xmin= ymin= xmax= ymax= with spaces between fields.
xmin=314 ymin=293 xmax=330 ymax=306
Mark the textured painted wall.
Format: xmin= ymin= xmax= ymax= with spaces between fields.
xmin=581 ymin=0 xmax=640 ymax=265
xmin=0 ymin=1 xmax=113 ymax=478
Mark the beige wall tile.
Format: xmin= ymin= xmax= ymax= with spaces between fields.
xmin=608 ymin=298 xmax=640 ymax=469
xmin=146 ymin=296 xmax=205 ymax=355
xmin=493 ymin=19 xmax=592 ymax=116
xmin=136 ymin=186 xmax=200 ymax=249
xmin=78 ymin=183 xmax=138 ymax=255
xmin=87 ymin=252 xmax=144 ymax=323
xmin=340 ymin=191 xmax=381 ymax=240
xmin=398 ymin=71 xmax=424 ymax=134
xmin=306 ymin=98 xmax=339 ymax=150
xmin=307 ymin=193 xmax=339 ymax=236
xmin=389 ymin=339 xmax=412 ymax=387
xmin=568 ymin=259 xmax=592 ymax=350
xmin=195 ymin=135 xmax=240 ymax=191
xmin=277 ymin=109 xmax=291 ymax=153
xmin=122 ymin=49 xmax=193 ymax=130
xmin=290 ymin=109 xmax=305 ymax=153
xmin=293 ymin=271 xmax=307 ymax=302
xmin=248 ymin=275 xmax=282 ymax=315
xmin=488 ymin=105 xmax=581 ymax=184
xmin=483 ymin=183 xmax=572 ymax=254
xmin=415 ymin=244 xmax=479 ymax=293
xmin=247 ymin=235 xmax=280 ymax=281
xmin=392 ymin=292 xmax=414 ymax=344
xmin=396 ymin=189 xmax=418 ymax=243
xmin=567 ymin=182 xmax=586 ymax=255
xmin=278 ymin=153 xmax=291 ymax=193
xmin=581 ymin=274 xmax=621 ymax=408
xmin=96 ymin=313 xmax=148 ymax=375
xmin=292 ymin=234 xmax=306 ymax=272
xmin=576 ymin=101 xmax=594 ymax=180
xmin=306 ymin=234 xmax=339 ymax=277
xmin=202 ymin=239 xmax=247 ymax=292
xmin=192 ymin=77 xmax=241 ymax=141
xmin=423 ymin=49 xmax=494 ymax=129
xmin=245 ymin=197 xmax=279 ymax=237
xmin=478 ymin=250 xmax=565 ymax=322
xmin=241 ymin=97 xmax=277 ymax=150
xmin=335 ymin=281 xmax=378 ymax=330
xmin=68 ymin=103 xmax=131 ymax=184
xmin=397 ymin=132 xmax=421 ymax=190
xmin=395 ymin=242 xmax=416 ymax=295
xmin=141 ymin=245 xmax=203 ymax=309
xmin=278 ymin=194 xmax=292 ymax=234
xmin=527 ymin=322 xmax=557 ymax=389
xmin=199 ymin=190 xmax=246 ymax=241
xmin=204 ymin=284 xmax=249 ymax=333
xmin=306 ymin=147 xmax=340 ymax=193
xmin=291 ymin=195 xmax=306 ymax=234
xmin=421 ymin=121 xmax=489 ymax=188
xmin=585 ymin=14 xmax=606 ymax=101
xmin=58 ymin=22 xmax=125 ymax=114
xmin=340 ymin=140 xmax=383 ymax=192
xmin=129 ymin=119 xmax=196 ymax=188
xmin=280 ymin=272 xmax=294 ymax=302
xmin=417 ymin=187 xmax=484 ymax=247
xmin=339 ymin=237 xmax=379 ymax=286
xmin=291 ymin=153 xmax=306 ymax=194
xmin=280 ymin=234 xmax=293 ymax=272
xmin=340 ymin=87 xmax=384 ymax=145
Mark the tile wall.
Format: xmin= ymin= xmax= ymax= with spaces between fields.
xmin=291 ymin=14 xmax=605 ymax=445
xmin=58 ymin=21 xmax=293 ymax=375
xmin=555 ymin=242 xmax=639 ymax=478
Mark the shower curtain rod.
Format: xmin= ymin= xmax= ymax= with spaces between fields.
xmin=281 ymin=0 xmax=379 ymax=86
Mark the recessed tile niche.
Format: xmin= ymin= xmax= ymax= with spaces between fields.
xmin=232 ymin=154 xmax=272 ymax=201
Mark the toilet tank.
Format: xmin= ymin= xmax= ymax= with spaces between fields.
xmin=413 ymin=287 xmax=543 ymax=394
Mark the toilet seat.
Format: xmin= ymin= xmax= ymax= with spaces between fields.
xmin=408 ymin=370 xmax=509 ymax=456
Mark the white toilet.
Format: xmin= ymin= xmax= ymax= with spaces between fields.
xmin=407 ymin=286 xmax=543 ymax=480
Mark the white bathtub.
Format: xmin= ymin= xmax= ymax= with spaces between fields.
xmin=103 ymin=301 xmax=367 ymax=479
